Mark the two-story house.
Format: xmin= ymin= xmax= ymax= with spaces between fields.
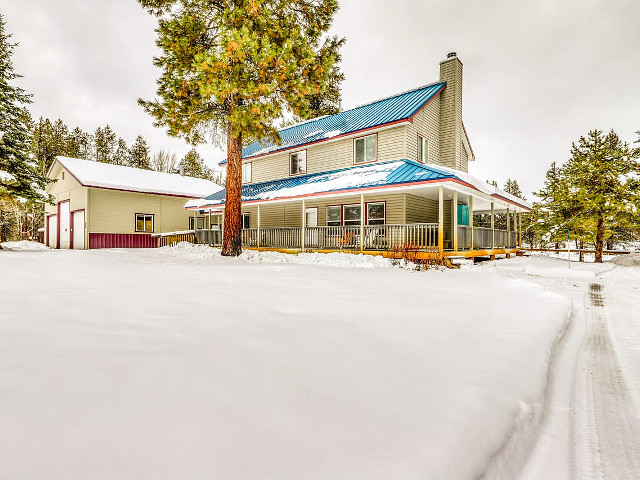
xmin=185 ymin=53 xmax=530 ymax=257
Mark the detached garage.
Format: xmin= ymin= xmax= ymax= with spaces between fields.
xmin=45 ymin=156 xmax=222 ymax=249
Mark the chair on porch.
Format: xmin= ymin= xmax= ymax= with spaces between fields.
xmin=338 ymin=231 xmax=356 ymax=249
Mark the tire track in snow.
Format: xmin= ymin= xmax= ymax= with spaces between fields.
xmin=571 ymin=283 xmax=640 ymax=480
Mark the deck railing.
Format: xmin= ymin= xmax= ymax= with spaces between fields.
xmin=457 ymin=225 xmax=518 ymax=250
xmin=157 ymin=224 xmax=517 ymax=251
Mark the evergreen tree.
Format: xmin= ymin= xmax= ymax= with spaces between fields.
xmin=128 ymin=135 xmax=151 ymax=169
xmin=139 ymin=0 xmax=344 ymax=256
xmin=0 ymin=12 xmax=50 ymax=213
xmin=535 ymin=130 xmax=640 ymax=262
xmin=113 ymin=137 xmax=129 ymax=166
xmin=179 ymin=147 xmax=215 ymax=180
xmin=94 ymin=125 xmax=117 ymax=163
xmin=31 ymin=117 xmax=70 ymax=175
xmin=66 ymin=126 xmax=94 ymax=160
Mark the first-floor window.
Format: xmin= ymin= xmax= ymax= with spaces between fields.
xmin=326 ymin=206 xmax=341 ymax=226
xmin=189 ymin=216 xmax=205 ymax=230
xmin=343 ymin=204 xmax=361 ymax=226
xmin=135 ymin=213 xmax=154 ymax=232
xmin=290 ymin=150 xmax=307 ymax=175
xmin=367 ymin=202 xmax=385 ymax=225
xmin=418 ymin=135 xmax=428 ymax=163
xmin=242 ymin=212 xmax=251 ymax=229
xmin=242 ymin=162 xmax=252 ymax=183
xmin=354 ymin=134 xmax=377 ymax=164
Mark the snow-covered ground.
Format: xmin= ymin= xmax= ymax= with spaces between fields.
xmin=1 ymin=246 xmax=638 ymax=479
xmin=0 ymin=245 xmax=571 ymax=479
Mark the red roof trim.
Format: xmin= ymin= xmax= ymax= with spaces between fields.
xmin=187 ymin=177 xmax=478 ymax=210
xmin=462 ymin=122 xmax=475 ymax=161
xmin=219 ymin=119 xmax=412 ymax=165
xmin=408 ymin=82 xmax=446 ymax=123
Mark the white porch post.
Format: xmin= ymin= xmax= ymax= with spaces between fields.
xmin=301 ymin=199 xmax=306 ymax=251
xmin=359 ymin=193 xmax=364 ymax=252
xmin=507 ymin=207 xmax=511 ymax=248
xmin=257 ymin=203 xmax=261 ymax=250
xmin=452 ymin=190 xmax=458 ymax=252
xmin=469 ymin=196 xmax=474 ymax=251
xmin=490 ymin=202 xmax=495 ymax=249
xmin=438 ymin=186 xmax=444 ymax=255
xmin=518 ymin=212 xmax=522 ymax=247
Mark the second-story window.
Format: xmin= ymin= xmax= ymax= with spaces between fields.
xmin=418 ymin=135 xmax=428 ymax=163
xmin=354 ymin=134 xmax=377 ymax=164
xmin=290 ymin=150 xmax=307 ymax=175
xmin=242 ymin=162 xmax=252 ymax=183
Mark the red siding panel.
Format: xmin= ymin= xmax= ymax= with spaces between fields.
xmin=89 ymin=233 xmax=157 ymax=249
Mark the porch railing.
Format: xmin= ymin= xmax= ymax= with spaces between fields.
xmin=458 ymin=225 xmax=518 ymax=250
xmin=158 ymin=223 xmax=517 ymax=251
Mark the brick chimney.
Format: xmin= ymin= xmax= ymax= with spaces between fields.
xmin=439 ymin=52 xmax=465 ymax=171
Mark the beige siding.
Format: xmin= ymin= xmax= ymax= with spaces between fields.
xmin=405 ymin=96 xmax=441 ymax=165
xmin=89 ymin=188 xmax=195 ymax=234
xmin=439 ymin=57 xmax=465 ymax=172
xmin=249 ymin=126 xmax=407 ymax=183
xmin=404 ymin=194 xmax=439 ymax=223
xmin=45 ymin=163 xmax=90 ymax=247
xmin=45 ymin=163 xmax=88 ymax=215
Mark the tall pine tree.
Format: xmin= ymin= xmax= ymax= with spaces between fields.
xmin=94 ymin=125 xmax=117 ymax=163
xmin=139 ymin=0 xmax=344 ymax=256
xmin=128 ymin=135 xmax=151 ymax=169
xmin=0 ymin=12 xmax=50 ymax=211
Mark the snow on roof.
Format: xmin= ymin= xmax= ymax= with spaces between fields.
xmin=51 ymin=156 xmax=223 ymax=198
xmin=186 ymin=160 xmax=532 ymax=211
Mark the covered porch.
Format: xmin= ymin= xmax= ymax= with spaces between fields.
xmin=186 ymin=188 xmax=526 ymax=259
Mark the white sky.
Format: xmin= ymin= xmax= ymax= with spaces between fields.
xmin=2 ymin=0 xmax=639 ymax=197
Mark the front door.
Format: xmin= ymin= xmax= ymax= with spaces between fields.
xmin=58 ymin=201 xmax=70 ymax=249
xmin=305 ymin=207 xmax=318 ymax=247
xmin=72 ymin=210 xmax=85 ymax=249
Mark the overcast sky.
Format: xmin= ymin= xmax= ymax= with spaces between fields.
xmin=2 ymin=0 xmax=639 ymax=197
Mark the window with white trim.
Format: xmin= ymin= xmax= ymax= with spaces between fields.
xmin=367 ymin=202 xmax=385 ymax=225
xmin=418 ymin=135 xmax=428 ymax=163
xmin=354 ymin=134 xmax=377 ymax=164
xmin=135 ymin=213 xmax=154 ymax=232
xmin=242 ymin=212 xmax=251 ymax=229
xmin=343 ymin=204 xmax=361 ymax=226
xmin=242 ymin=162 xmax=252 ymax=183
xmin=326 ymin=206 xmax=341 ymax=227
xmin=290 ymin=150 xmax=307 ymax=175
xmin=189 ymin=216 xmax=205 ymax=230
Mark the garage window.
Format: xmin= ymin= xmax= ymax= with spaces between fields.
xmin=135 ymin=213 xmax=154 ymax=232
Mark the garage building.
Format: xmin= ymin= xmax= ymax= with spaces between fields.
xmin=45 ymin=156 xmax=221 ymax=249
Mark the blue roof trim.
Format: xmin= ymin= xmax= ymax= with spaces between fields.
xmin=219 ymin=82 xmax=446 ymax=164
xmin=194 ymin=160 xmax=454 ymax=208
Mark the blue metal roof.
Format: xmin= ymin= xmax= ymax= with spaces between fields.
xmin=220 ymin=82 xmax=446 ymax=164
xmin=191 ymin=160 xmax=454 ymax=209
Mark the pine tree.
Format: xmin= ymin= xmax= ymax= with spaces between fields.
xmin=0 ymin=12 xmax=50 ymax=213
xmin=139 ymin=0 xmax=344 ymax=256
xmin=180 ymin=147 xmax=215 ymax=180
xmin=66 ymin=127 xmax=94 ymax=160
xmin=564 ymin=130 xmax=639 ymax=262
xmin=31 ymin=117 xmax=70 ymax=175
xmin=113 ymin=137 xmax=129 ymax=166
xmin=535 ymin=130 xmax=640 ymax=261
xmin=128 ymin=135 xmax=151 ymax=169
xmin=94 ymin=125 xmax=117 ymax=163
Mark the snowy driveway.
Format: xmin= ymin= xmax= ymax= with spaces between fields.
xmin=1 ymin=247 xmax=569 ymax=479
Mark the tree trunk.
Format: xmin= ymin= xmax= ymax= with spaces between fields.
xmin=222 ymin=126 xmax=243 ymax=256
xmin=595 ymin=215 xmax=605 ymax=263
